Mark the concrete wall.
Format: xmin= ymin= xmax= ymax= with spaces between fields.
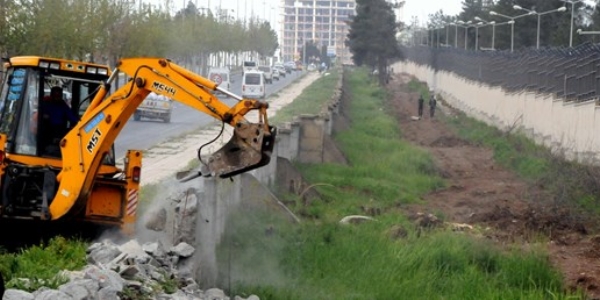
xmin=192 ymin=71 xmax=344 ymax=287
xmin=395 ymin=61 xmax=600 ymax=164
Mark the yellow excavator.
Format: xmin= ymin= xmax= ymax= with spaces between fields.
xmin=0 ymin=56 xmax=275 ymax=238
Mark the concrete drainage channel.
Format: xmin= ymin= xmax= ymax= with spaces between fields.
xmin=2 ymin=70 xmax=342 ymax=300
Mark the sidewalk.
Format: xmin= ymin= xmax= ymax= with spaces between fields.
xmin=137 ymin=72 xmax=321 ymax=186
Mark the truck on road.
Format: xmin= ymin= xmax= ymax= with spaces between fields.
xmin=134 ymin=92 xmax=173 ymax=123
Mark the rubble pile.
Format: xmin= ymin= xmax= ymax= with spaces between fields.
xmin=3 ymin=239 xmax=259 ymax=300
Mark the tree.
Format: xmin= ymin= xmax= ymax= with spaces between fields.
xmin=346 ymin=0 xmax=402 ymax=85
xmin=0 ymin=0 xmax=278 ymax=73
xmin=299 ymin=40 xmax=320 ymax=64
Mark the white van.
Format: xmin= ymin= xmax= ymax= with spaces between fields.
xmin=208 ymin=67 xmax=232 ymax=95
xmin=241 ymin=70 xmax=265 ymax=99
xmin=242 ymin=61 xmax=257 ymax=75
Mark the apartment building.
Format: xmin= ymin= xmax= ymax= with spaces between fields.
xmin=280 ymin=0 xmax=356 ymax=64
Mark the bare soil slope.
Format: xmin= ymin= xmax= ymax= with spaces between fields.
xmin=389 ymin=74 xmax=600 ymax=299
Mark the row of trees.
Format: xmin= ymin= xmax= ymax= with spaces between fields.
xmin=0 ymin=0 xmax=278 ymax=68
xmin=415 ymin=0 xmax=600 ymax=51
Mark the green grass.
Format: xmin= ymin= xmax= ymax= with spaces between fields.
xmin=0 ymin=236 xmax=87 ymax=291
xmin=270 ymin=68 xmax=341 ymax=125
xmin=214 ymin=68 xmax=584 ymax=299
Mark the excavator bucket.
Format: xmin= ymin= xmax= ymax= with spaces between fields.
xmin=177 ymin=123 xmax=276 ymax=181
xmin=208 ymin=123 xmax=276 ymax=178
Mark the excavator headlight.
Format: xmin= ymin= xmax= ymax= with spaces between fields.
xmin=86 ymin=67 xmax=97 ymax=74
xmin=97 ymin=68 xmax=108 ymax=75
xmin=49 ymin=62 xmax=60 ymax=70
xmin=38 ymin=61 xmax=50 ymax=68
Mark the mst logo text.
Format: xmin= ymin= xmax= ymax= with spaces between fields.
xmin=87 ymin=128 xmax=102 ymax=153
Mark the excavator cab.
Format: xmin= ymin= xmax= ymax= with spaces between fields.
xmin=2 ymin=67 xmax=114 ymax=160
xmin=0 ymin=58 xmax=118 ymax=221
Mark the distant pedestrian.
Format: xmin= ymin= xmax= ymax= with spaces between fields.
xmin=418 ymin=95 xmax=424 ymax=118
xmin=429 ymin=94 xmax=437 ymax=118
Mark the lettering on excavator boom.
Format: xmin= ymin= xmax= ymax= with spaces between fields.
xmin=86 ymin=128 xmax=102 ymax=153
xmin=152 ymin=81 xmax=176 ymax=96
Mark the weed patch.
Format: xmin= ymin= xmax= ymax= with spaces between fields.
xmin=270 ymin=69 xmax=340 ymax=125
xmin=0 ymin=236 xmax=87 ymax=291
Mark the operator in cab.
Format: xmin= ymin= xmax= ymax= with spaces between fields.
xmin=37 ymin=86 xmax=79 ymax=156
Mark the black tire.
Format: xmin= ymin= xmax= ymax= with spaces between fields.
xmin=163 ymin=114 xmax=171 ymax=123
xmin=0 ymin=271 xmax=4 ymax=298
xmin=134 ymin=112 xmax=141 ymax=121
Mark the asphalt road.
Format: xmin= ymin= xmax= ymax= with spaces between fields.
xmin=113 ymin=70 xmax=303 ymax=160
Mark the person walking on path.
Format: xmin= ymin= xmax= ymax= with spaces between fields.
xmin=418 ymin=95 xmax=424 ymax=118
xmin=429 ymin=94 xmax=437 ymax=118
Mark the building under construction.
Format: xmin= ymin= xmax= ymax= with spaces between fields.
xmin=279 ymin=0 xmax=356 ymax=64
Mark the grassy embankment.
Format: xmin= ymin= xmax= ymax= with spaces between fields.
xmin=215 ymin=67 xmax=585 ymax=300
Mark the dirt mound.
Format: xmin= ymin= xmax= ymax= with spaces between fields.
xmin=388 ymin=73 xmax=600 ymax=298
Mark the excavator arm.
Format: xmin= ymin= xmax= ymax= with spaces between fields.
xmin=48 ymin=58 xmax=275 ymax=220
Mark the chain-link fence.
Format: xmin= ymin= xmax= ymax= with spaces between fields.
xmin=401 ymin=42 xmax=600 ymax=103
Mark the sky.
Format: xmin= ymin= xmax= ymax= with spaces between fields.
xmin=146 ymin=0 xmax=595 ymax=31
xmin=403 ymin=0 xmax=462 ymax=24
xmin=146 ymin=0 xmax=465 ymax=29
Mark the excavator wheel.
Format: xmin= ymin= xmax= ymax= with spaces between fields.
xmin=0 ymin=271 xmax=4 ymax=299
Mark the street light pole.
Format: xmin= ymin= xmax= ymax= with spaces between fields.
xmin=474 ymin=17 xmax=496 ymax=50
xmin=465 ymin=26 xmax=468 ymax=49
xmin=511 ymin=21 xmax=514 ymax=51
xmin=491 ymin=22 xmax=496 ymax=49
xmin=513 ymin=5 xmax=567 ymax=49
xmin=490 ymin=11 xmax=532 ymax=52
xmin=577 ymin=29 xmax=600 ymax=35
xmin=475 ymin=24 xmax=480 ymax=51
xmin=560 ymin=0 xmax=583 ymax=47
xmin=457 ymin=20 xmax=472 ymax=50
xmin=445 ymin=25 xmax=449 ymax=46
xmin=454 ymin=23 xmax=458 ymax=47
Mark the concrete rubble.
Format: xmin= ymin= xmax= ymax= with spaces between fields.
xmin=3 ymin=239 xmax=260 ymax=300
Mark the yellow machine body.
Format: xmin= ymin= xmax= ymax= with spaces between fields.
xmin=0 ymin=56 xmax=275 ymax=233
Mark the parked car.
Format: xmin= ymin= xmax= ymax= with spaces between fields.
xmin=258 ymin=66 xmax=274 ymax=84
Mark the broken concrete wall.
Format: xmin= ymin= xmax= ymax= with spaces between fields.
xmin=141 ymin=71 xmax=346 ymax=290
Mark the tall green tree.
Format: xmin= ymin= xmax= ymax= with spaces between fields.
xmin=346 ymin=0 xmax=402 ymax=85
